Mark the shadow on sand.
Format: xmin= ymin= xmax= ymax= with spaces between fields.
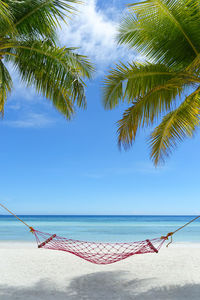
xmin=0 ymin=271 xmax=200 ymax=300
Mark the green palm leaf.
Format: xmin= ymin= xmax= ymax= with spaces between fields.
xmin=118 ymin=0 xmax=200 ymax=68
xmin=0 ymin=0 xmax=93 ymax=119
xmin=3 ymin=0 xmax=79 ymax=39
xmin=103 ymin=62 xmax=186 ymax=110
xmin=0 ymin=60 xmax=12 ymax=116
xmin=104 ymin=0 xmax=200 ymax=165
xmin=0 ymin=1 xmax=14 ymax=31
xmin=5 ymin=40 xmax=93 ymax=118
xmin=150 ymin=90 xmax=200 ymax=165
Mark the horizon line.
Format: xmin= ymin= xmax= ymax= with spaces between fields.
xmin=0 ymin=214 xmax=199 ymax=216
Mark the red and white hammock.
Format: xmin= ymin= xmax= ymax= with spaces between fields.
xmin=32 ymin=229 xmax=166 ymax=265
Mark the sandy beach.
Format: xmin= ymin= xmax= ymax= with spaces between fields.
xmin=0 ymin=242 xmax=200 ymax=300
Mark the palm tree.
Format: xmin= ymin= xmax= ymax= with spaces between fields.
xmin=0 ymin=0 xmax=93 ymax=119
xmin=103 ymin=0 xmax=200 ymax=165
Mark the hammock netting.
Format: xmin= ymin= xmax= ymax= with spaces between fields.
xmin=32 ymin=229 xmax=166 ymax=265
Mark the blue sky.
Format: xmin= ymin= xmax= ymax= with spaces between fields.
xmin=0 ymin=0 xmax=200 ymax=215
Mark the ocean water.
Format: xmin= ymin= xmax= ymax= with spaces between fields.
xmin=0 ymin=215 xmax=200 ymax=243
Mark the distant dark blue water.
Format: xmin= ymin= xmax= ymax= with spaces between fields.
xmin=0 ymin=215 xmax=199 ymax=242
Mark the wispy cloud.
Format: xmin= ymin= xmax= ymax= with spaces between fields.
xmin=59 ymin=0 xmax=134 ymax=73
xmin=82 ymin=162 xmax=171 ymax=178
xmin=7 ymin=102 xmax=21 ymax=111
xmin=3 ymin=113 xmax=56 ymax=128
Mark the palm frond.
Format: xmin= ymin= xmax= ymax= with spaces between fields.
xmin=3 ymin=0 xmax=80 ymax=39
xmin=150 ymin=89 xmax=200 ymax=165
xmin=5 ymin=39 xmax=94 ymax=78
xmin=5 ymin=40 xmax=93 ymax=118
xmin=103 ymin=62 xmax=185 ymax=110
xmin=0 ymin=60 xmax=13 ymax=116
xmin=104 ymin=0 xmax=200 ymax=164
xmin=118 ymin=0 xmax=200 ymax=68
xmin=0 ymin=1 xmax=14 ymax=32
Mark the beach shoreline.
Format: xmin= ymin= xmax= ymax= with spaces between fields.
xmin=1 ymin=240 xmax=200 ymax=247
xmin=1 ymin=242 xmax=200 ymax=299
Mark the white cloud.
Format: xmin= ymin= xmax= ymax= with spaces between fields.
xmin=3 ymin=113 xmax=56 ymax=128
xmin=6 ymin=0 xmax=136 ymax=108
xmin=59 ymin=0 xmax=132 ymax=73
xmin=6 ymin=1 xmax=127 ymax=112
xmin=4 ymin=0 xmax=137 ymax=118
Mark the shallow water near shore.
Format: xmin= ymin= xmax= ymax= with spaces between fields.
xmin=0 ymin=215 xmax=200 ymax=243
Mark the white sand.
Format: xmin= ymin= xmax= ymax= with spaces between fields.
xmin=0 ymin=242 xmax=200 ymax=300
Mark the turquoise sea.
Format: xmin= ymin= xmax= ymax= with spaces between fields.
xmin=0 ymin=215 xmax=200 ymax=243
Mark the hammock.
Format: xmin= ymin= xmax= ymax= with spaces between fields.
xmin=32 ymin=229 xmax=166 ymax=265
xmin=1 ymin=203 xmax=199 ymax=265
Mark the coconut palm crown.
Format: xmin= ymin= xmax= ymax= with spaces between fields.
xmin=103 ymin=0 xmax=200 ymax=165
xmin=0 ymin=0 xmax=93 ymax=119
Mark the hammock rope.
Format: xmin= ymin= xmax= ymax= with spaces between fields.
xmin=0 ymin=202 xmax=32 ymax=230
xmin=1 ymin=202 xmax=200 ymax=265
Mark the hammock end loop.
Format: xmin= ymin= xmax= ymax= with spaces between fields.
xmin=29 ymin=227 xmax=35 ymax=233
xmin=160 ymin=232 xmax=174 ymax=247
xmin=160 ymin=232 xmax=173 ymax=239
